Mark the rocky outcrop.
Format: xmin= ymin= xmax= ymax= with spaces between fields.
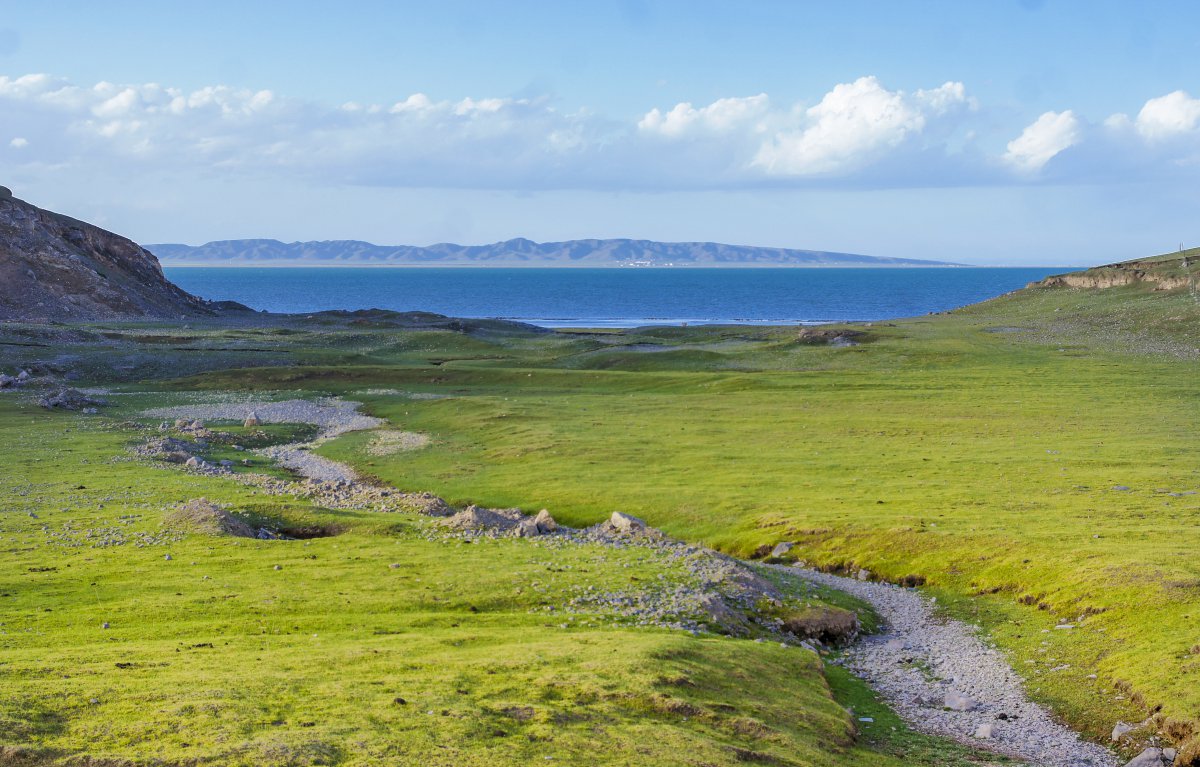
xmin=0 ymin=187 xmax=213 ymax=321
xmin=1034 ymin=255 xmax=1197 ymax=292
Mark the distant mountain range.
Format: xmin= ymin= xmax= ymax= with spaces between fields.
xmin=148 ymin=238 xmax=962 ymax=267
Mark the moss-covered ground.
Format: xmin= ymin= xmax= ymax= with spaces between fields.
xmin=3 ymin=267 xmax=1198 ymax=763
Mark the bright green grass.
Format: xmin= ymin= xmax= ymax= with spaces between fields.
xmin=0 ymin=398 xmax=989 ymax=766
xmin=283 ymin=286 xmax=1200 ymax=745
xmin=5 ymin=276 xmax=1199 ymax=761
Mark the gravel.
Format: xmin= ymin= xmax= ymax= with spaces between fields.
xmin=142 ymin=398 xmax=384 ymax=439
xmin=782 ymin=566 xmax=1118 ymax=767
xmin=142 ymin=397 xmax=385 ymax=483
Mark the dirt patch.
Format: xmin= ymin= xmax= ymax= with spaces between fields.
xmin=164 ymin=498 xmax=257 ymax=538
xmin=794 ymin=328 xmax=867 ymax=347
xmin=780 ymin=606 xmax=860 ymax=644
xmin=277 ymin=525 xmax=340 ymax=539
xmin=366 ymin=430 xmax=431 ymax=456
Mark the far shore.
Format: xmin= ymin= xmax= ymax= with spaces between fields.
xmin=159 ymin=262 xmax=1068 ymax=269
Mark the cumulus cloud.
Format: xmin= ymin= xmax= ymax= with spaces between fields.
xmin=1003 ymin=110 xmax=1081 ymax=172
xmin=1132 ymin=90 xmax=1200 ymax=140
xmin=638 ymin=94 xmax=769 ymax=137
xmin=1 ymin=71 xmax=1197 ymax=191
xmin=751 ymin=77 xmax=970 ymax=175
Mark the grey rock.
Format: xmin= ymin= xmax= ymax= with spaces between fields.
xmin=38 ymin=388 xmax=106 ymax=411
xmin=1123 ymin=748 xmax=1167 ymax=767
xmin=943 ymin=691 xmax=978 ymax=711
xmin=610 ymin=511 xmax=646 ymax=534
xmin=1112 ymin=721 xmax=1135 ymax=741
xmin=770 ymin=541 xmax=795 ymax=558
xmin=974 ymin=723 xmax=994 ymax=739
xmin=534 ymin=509 xmax=558 ymax=533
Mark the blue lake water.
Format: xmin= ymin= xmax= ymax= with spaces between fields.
xmin=164 ymin=267 xmax=1066 ymax=328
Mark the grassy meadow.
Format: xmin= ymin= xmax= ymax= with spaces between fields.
xmin=3 ymin=257 xmax=1200 ymax=764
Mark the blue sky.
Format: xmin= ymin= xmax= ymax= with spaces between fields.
xmin=2 ymin=1 xmax=1199 ymax=265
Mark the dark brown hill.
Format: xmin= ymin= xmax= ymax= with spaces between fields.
xmin=0 ymin=187 xmax=212 ymax=321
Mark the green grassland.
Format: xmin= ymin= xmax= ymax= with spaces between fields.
xmin=3 ymin=257 xmax=1200 ymax=764
xmin=0 ymin=396 xmax=992 ymax=765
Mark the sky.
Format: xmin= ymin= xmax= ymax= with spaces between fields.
xmin=2 ymin=1 xmax=1199 ymax=265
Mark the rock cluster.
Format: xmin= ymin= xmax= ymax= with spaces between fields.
xmin=0 ymin=369 xmax=31 ymax=389
xmin=440 ymin=505 xmax=560 ymax=537
xmin=38 ymin=388 xmax=106 ymax=412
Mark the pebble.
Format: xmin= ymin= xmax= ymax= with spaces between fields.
xmin=782 ymin=567 xmax=1118 ymax=767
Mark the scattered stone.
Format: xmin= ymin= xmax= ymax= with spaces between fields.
xmin=243 ymin=411 xmax=262 ymax=427
xmin=782 ymin=566 xmax=1118 ymax=767
xmin=273 ymin=565 xmax=282 ymax=571
xmin=38 ymin=388 xmax=106 ymax=411
xmin=1112 ymin=721 xmax=1135 ymax=741
xmin=0 ymin=373 xmax=15 ymax=388
xmin=101 ymin=622 xmax=109 ymax=629
xmin=164 ymin=554 xmax=173 ymax=561
xmin=973 ymin=723 xmax=994 ymax=739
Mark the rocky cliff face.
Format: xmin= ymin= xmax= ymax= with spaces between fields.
xmin=1034 ymin=254 xmax=1198 ymax=293
xmin=0 ymin=187 xmax=212 ymax=321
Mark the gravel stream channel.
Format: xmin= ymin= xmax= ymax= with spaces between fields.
xmin=781 ymin=566 xmax=1118 ymax=767
xmin=141 ymin=396 xmax=1120 ymax=767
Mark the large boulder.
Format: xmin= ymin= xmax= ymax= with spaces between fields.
xmin=1123 ymin=748 xmax=1170 ymax=767
xmin=533 ymin=509 xmax=558 ymax=533
xmin=609 ymin=511 xmax=647 ymax=534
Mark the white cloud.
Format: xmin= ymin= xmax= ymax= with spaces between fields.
xmin=0 ymin=71 xmax=1194 ymax=191
xmin=752 ymin=77 xmax=969 ymax=175
xmin=1133 ymin=90 xmax=1200 ymax=140
xmin=1003 ymin=110 xmax=1080 ymax=172
xmin=638 ymin=94 xmax=769 ymax=137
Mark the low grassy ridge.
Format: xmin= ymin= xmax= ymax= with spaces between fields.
xmin=0 ymin=397 xmax=989 ymax=765
xmin=3 ymin=257 xmax=1199 ymax=763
